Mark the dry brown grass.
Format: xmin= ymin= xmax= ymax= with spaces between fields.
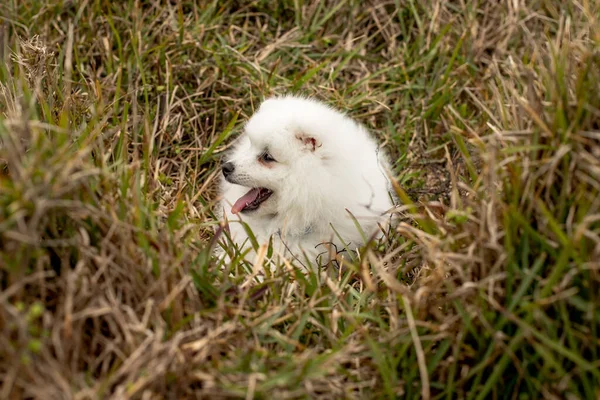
xmin=1 ymin=1 xmax=599 ymax=399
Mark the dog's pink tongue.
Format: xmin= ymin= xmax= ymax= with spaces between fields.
xmin=231 ymin=188 xmax=260 ymax=214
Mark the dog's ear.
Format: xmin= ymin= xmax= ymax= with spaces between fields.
xmin=296 ymin=133 xmax=321 ymax=152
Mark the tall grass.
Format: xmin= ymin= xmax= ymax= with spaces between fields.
xmin=1 ymin=1 xmax=599 ymax=398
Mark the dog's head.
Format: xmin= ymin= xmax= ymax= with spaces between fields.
xmin=222 ymin=97 xmax=343 ymax=218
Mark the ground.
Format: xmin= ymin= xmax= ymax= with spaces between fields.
xmin=0 ymin=1 xmax=599 ymax=399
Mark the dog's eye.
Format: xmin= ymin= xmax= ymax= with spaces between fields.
xmin=260 ymin=152 xmax=277 ymax=163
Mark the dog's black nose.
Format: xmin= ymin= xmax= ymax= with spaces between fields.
xmin=222 ymin=162 xmax=235 ymax=178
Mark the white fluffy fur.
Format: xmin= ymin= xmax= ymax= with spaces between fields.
xmin=218 ymin=95 xmax=394 ymax=266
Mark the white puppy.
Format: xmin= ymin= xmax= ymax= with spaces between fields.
xmin=218 ymin=96 xmax=394 ymax=268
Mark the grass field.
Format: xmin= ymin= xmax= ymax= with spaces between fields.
xmin=1 ymin=0 xmax=599 ymax=398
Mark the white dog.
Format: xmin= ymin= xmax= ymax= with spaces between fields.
xmin=218 ymin=96 xmax=394 ymax=268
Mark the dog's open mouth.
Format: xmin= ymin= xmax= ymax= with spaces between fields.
xmin=231 ymin=188 xmax=273 ymax=214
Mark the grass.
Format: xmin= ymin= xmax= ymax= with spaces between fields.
xmin=1 ymin=0 xmax=599 ymax=398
